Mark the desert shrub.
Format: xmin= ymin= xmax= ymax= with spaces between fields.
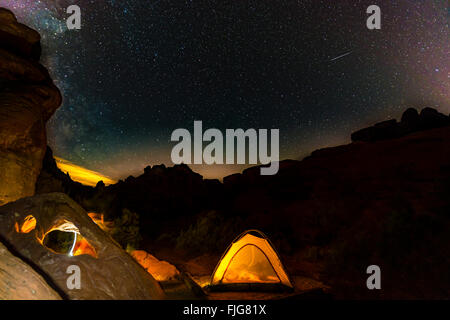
xmin=302 ymin=245 xmax=323 ymax=261
xmin=110 ymin=208 xmax=142 ymax=249
xmin=79 ymin=191 xmax=117 ymax=218
xmin=175 ymin=210 xmax=243 ymax=256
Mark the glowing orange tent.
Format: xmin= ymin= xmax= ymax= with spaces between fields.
xmin=209 ymin=230 xmax=294 ymax=291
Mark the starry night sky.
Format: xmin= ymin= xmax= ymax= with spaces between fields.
xmin=3 ymin=0 xmax=449 ymax=180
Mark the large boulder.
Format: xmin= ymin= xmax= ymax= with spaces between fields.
xmin=0 ymin=8 xmax=61 ymax=206
xmin=419 ymin=107 xmax=450 ymax=129
xmin=0 ymin=193 xmax=165 ymax=300
xmin=0 ymin=8 xmax=41 ymax=60
xmin=131 ymin=250 xmax=180 ymax=281
xmin=400 ymin=107 xmax=420 ymax=124
xmin=0 ymin=242 xmax=62 ymax=300
xmin=400 ymin=107 xmax=421 ymax=134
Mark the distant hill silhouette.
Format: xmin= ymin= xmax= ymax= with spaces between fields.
xmin=351 ymin=107 xmax=450 ymax=142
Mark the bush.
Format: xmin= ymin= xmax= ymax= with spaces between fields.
xmin=175 ymin=210 xmax=243 ymax=255
xmin=110 ymin=208 xmax=142 ymax=249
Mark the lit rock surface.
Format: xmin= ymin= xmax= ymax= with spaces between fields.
xmin=0 ymin=242 xmax=62 ymax=300
xmin=0 ymin=193 xmax=165 ymax=300
xmin=131 ymin=250 xmax=180 ymax=281
xmin=0 ymin=8 xmax=61 ymax=206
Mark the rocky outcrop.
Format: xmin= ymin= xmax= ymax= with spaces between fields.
xmin=351 ymin=107 xmax=450 ymax=142
xmin=0 ymin=242 xmax=62 ymax=300
xmin=0 ymin=8 xmax=61 ymax=206
xmin=35 ymin=146 xmax=96 ymax=205
xmin=0 ymin=193 xmax=165 ymax=300
xmin=131 ymin=250 xmax=180 ymax=281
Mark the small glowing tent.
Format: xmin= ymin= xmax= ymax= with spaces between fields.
xmin=209 ymin=230 xmax=294 ymax=291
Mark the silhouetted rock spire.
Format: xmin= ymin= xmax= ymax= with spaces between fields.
xmin=351 ymin=107 xmax=449 ymax=142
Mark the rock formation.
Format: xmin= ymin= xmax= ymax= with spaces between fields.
xmin=0 ymin=8 xmax=61 ymax=206
xmin=351 ymin=107 xmax=450 ymax=142
xmin=36 ymin=146 xmax=96 ymax=204
xmin=0 ymin=8 xmax=167 ymax=301
xmin=0 ymin=193 xmax=165 ymax=299
xmin=131 ymin=250 xmax=180 ymax=281
xmin=0 ymin=242 xmax=62 ymax=300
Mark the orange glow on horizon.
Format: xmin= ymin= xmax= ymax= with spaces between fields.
xmin=54 ymin=157 xmax=117 ymax=187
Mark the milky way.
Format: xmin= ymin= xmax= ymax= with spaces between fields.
xmin=3 ymin=0 xmax=448 ymax=180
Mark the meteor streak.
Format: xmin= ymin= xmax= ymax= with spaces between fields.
xmin=330 ymin=51 xmax=353 ymax=62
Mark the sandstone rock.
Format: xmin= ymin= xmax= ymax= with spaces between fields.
xmin=400 ymin=107 xmax=421 ymax=134
xmin=401 ymin=107 xmax=420 ymax=124
xmin=0 ymin=241 xmax=62 ymax=300
xmin=419 ymin=107 xmax=450 ymax=129
xmin=35 ymin=146 xmax=96 ymax=208
xmin=131 ymin=250 xmax=180 ymax=281
xmin=0 ymin=193 xmax=165 ymax=300
xmin=0 ymin=8 xmax=61 ymax=206
xmin=0 ymin=8 xmax=41 ymax=60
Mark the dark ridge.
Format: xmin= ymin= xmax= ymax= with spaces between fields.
xmin=351 ymin=107 xmax=450 ymax=142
